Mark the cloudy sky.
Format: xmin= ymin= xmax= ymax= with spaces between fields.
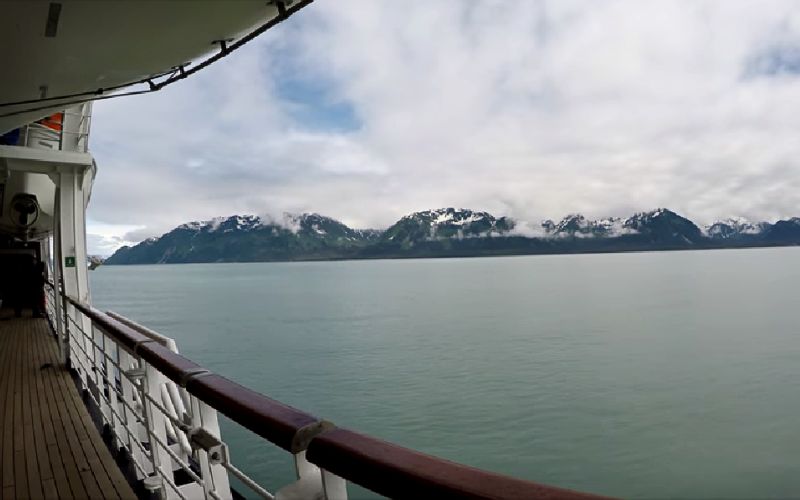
xmin=87 ymin=0 xmax=800 ymax=255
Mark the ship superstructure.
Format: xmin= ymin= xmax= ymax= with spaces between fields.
xmin=0 ymin=2 xmax=605 ymax=499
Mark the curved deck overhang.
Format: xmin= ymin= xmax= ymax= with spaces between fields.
xmin=0 ymin=0 xmax=307 ymax=133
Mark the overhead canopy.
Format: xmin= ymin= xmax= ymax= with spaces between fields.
xmin=0 ymin=0 xmax=305 ymax=133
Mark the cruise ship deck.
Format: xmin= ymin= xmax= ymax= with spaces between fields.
xmin=0 ymin=2 xmax=612 ymax=498
xmin=0 ymin=310 xmax=136 ymax=500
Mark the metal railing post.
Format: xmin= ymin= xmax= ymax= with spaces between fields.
xmin=98 ymin=330 xmax=118 ymax=442
xmin=61 ymin=298 xmax=71 ymax=367
xmin=88 ymin=323 xmax=107 ymax=421
xmin=120 ymin=353 xmax=150 ymax=479
xmin=68 ymin=305 xmax=90 ymax=388
xmin=275 ymin=451 xmax=328 ymax=500
xmin=141 ymin=360 xmax=177 ymax=499
xmin=190 ymin=398 xmax=233 ymax=500
xmin=321 ymin=470 xmax=348 ymax=500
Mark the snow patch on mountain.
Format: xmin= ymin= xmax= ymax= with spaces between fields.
xmin=178 ymin=221 xmax=205 ymax=230
xmin=178 ymin=215 xmax=261 ymax=233
xmin=208 ymin=216 xmax=226 ymax=231
xmin=542 ymin=214 xmax=640 ymax=238
xmin=596 ymin=217 xmax=638 ymax=236
xmin=704 ymin=216 xmax=767 ymax=238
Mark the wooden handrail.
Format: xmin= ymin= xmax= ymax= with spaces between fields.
xmin=307 ymin=428 xmax=609 ymax=500
xmin=64 ymin=295 xmax=328 ymax=453
xmin=59 ymin=292 xmax=612 ymax=499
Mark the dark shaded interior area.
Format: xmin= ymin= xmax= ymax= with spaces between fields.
xmin=0 ymin=237 xmax=45 ymax=317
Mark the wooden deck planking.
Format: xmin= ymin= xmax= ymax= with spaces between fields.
xmin=0 ymin=312 xmax=138 ymax=500
xmin=22 ymin=319 xmax=45 ymax=500
xmin=13 ymin=318 xmax=28 ymax=499
xmin=28 ymin=319 xmax=62 ymax=500
xmin=31 ymin=317 xmax=78 ymax=500
xmin=47 ymin=338 xmax=121 ymax=499
xmin=1 ymin=315 xmax=19 ymax=497
xmin=37 ymin=331 xmax=88 ymax=500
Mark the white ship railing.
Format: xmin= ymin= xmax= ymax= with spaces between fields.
xmin=44 ymin=281 xmax=606 ymax=500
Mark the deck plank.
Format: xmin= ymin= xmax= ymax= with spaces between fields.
xmin=48 ymin=340 xmax=121 ymax=500
xmin=40 ymin=343 xmax=87 ymax=500
xmin=22 ymin=319 xmax=46 ymax=500
xmin=39 ymin=329 xmax=105 ymax=500
xmin=0 ymin=313 xmax=18 ymax=490
xmin=31 ymin=319 xmax=77 ymax=500
xmin=29 ymin=326 xmax=66 ymax=500
xmin=28 ymin=324 xmax=56 ymax=487
xmin=12 ymin=317 xmax=29 ymax=498
xmin=1 ymin=485 xmax=14 ymax=500
xmin=0 ymin=312 xmax=138 ymax=500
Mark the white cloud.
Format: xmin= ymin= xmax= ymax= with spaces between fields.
xmin=85 ymin=220 xmax=144 ymax=255
xmin=86 ymin=0 xmax=800 ymax=250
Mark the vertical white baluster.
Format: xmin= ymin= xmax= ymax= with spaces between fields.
xmin=93 ymin=324 xmax=111 ymax=429
xmin=190 ymin=397 xmax=232 ymax=500
xmin=167 ymin=382 xmax=188 ymax=422
xmin=160 ymin=385 xmax=179 ymax=443
xmin=142 ymin=360 xmax=177 ymax=499
xmin=120 ymin=354 xmax=149 ymax=479
xmin=321 ymin=470 xmax=348 ymax=500
xmin=105 ymin=336 xmax=122 ymax=450
xmin=161 ymin=384 xmax=192 ymax=459
xmin=67 ymin=304 xmax=88 ymax=388
xmin=276 ymin=452 xmax=325 ymax=500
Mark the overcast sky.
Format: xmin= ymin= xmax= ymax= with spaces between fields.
xmin=87 ymin=0 xmax=800 ymax=255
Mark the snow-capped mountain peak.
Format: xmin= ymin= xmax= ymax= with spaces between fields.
xmin=179 ymin=214 xmax=261 ymax=232
xmin=387 ymin=208 xmax=514 ymax=242
xmin=549 ymin=214 xmax=634 ymax=237
xmin=106 ymin=207 xmax=800 ymax=265
xmin=554 ymin=214 xmax=589 ymax=234
xmin=705 ymin=217 xmax=767 ymax=239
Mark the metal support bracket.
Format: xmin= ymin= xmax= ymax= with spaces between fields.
xmin=211 ymin=38 xmax=234 ymax=54
xmin=124 ymin=366 xmax=146 ymax=381
xmin=189 ymin=428 xmax=227 ymax=465
xmin=178 ymin=368 xmax=212 ymax=388
xmin=142 ymin=474 xmax=164 ymax=492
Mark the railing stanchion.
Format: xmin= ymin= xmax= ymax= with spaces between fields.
xmin=191 ymin=398 xmax=233 ymax=500
xmin=140 ymin=360 xmax=174 ymax=498
xmin=120 ymin=351 xmax=149 ymax=479
xmin=321 ymin=470 xmax=348 ymax=500
xmin=50 ymin=283 xmax=65 ymax=362
xmin=69 ymin=305 xmax=89 ymax=387
xmin=92 ymin=323 xmax=112 ymax=428
xmin=103 ymin=334 xmax=122 ymax=448
xmin=60 ymin=291 xmax=70 ymax=366
xmin=276 ymin=451 xmax=327 ymax=500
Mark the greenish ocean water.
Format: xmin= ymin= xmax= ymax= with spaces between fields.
xmin=91 ymin=247 xmax=800 ymax=499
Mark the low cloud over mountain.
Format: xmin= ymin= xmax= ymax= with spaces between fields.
xmin=105 ymin=208 xmax=800 ymax=264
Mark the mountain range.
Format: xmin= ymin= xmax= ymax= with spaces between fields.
xmin=104 ymin=208 xmax=800 ymax=265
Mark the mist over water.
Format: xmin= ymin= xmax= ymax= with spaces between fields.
xmin=91 ymin=248 xmax=800 ymax=499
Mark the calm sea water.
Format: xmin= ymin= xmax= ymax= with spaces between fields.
xmin=90 ymin=248 xmax=800 ymax=499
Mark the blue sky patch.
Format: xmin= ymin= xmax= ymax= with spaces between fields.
xmin=745 ymin=45 xmax=800 ymax=77
xmin=276 ymin=76 xmax=361 ymax=131
xmin=266 ymin=42 xmax=361 ymax=132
